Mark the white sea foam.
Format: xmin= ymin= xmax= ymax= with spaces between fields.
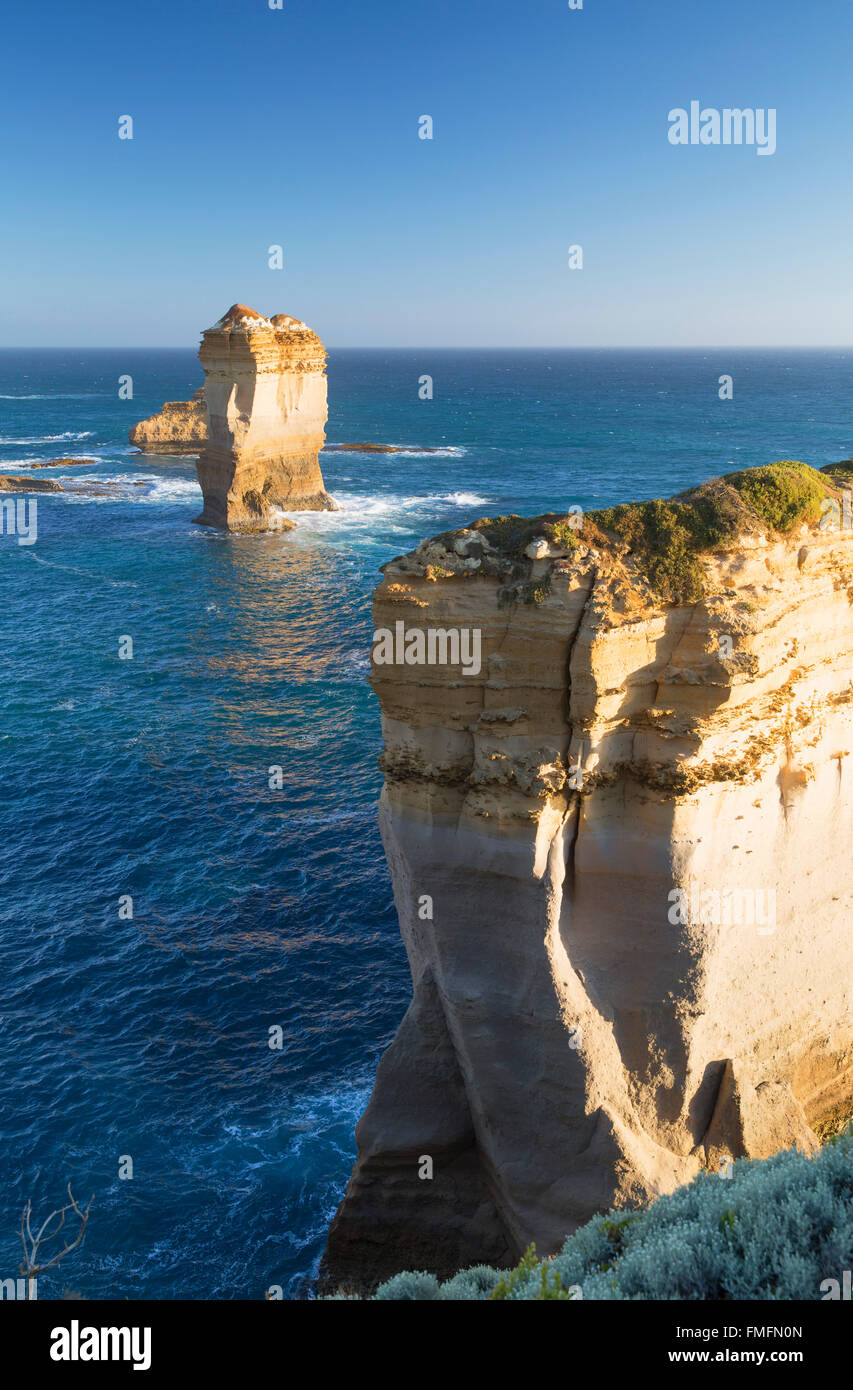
xmin=0 ymin=431 xmax=94 ymax=444
xmin=3 ymin=455 xmax=100 ymax=468
xmin=146 ymin=476 xmax=203 ymax=502
xmin=390 ymin=446 xmax=467 ymax=458
xmin=438 ymin=490 xmax=488 ymax=507
xmin=270 ymin=489 xmax=489 ymax=533
xmin=340 ymin=649 xmax=371 ymax=674
xmin=50 ymin=472 xmax=202 ymax=505
xmin=325 ymin=444 xmax=466 ymax=459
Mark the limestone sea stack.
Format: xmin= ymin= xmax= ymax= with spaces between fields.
xmin=129 ymin=388 xmax=207 ymax=455
xmin=194 ymin=304 xmax=335 ymax=532
xmin=323 ymin=461 xmax=853 ymax=1292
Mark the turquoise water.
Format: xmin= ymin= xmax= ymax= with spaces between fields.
xmin=1 ymin=347 xmax=851 ymax=1299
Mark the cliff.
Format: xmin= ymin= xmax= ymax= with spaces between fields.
xmin=195 ymin=304 xmax=335 ymax=531
xmin=129 ymin=387 xmax=207 ymax=454
xmin=323 ymin=460 xmax=853 ymax=1292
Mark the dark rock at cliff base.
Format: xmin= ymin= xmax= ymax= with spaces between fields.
xmin=63 ymin=480 xmax=149 ymax=497
xmin=0 ymin=475 xmax=62 ymax=492
xmin=29 ymin=458 xmax=98 ymax=469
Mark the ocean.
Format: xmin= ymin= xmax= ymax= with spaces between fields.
xmin=1 ymin=346 xmax=851 ymax=1299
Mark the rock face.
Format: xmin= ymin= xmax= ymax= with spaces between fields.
xmin=323 ymin=463 xmax=853 ymax=1292
xmin=129 ymin=388 xmax=207 ymax=455
xmin=194 ymin=304 xmax=335 ymax=532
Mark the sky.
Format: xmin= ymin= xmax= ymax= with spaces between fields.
xmin=1 ymin=0 xmax=851 ymax=347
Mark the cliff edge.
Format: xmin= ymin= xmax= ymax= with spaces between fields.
xmin=323 ymin=460 xmax=853 ymax=1292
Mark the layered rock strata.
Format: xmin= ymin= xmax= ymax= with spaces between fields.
xmin=324 ymin=462 xmax=853 ymax=1291
xmin=194 ymin=305 xmax=335 ymax=531
xmin=129 ymin=387 xmax=207 ymax=454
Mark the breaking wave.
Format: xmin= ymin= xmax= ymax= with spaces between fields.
xmin=325 ymin=444 xmax=467 ymax=459
xmin=275 ymin=490 xmax=488 ymax=522
xmin=0 ymin=431 xmax=94 ymax=444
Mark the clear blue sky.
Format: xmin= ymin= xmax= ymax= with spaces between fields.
xmin=2 ymin=0 xmax=851 ymax=347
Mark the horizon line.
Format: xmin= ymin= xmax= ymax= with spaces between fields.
xmin=2 ymin=344 xmax=853 ymax=353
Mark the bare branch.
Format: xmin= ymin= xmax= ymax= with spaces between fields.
xmin=18 ymin=1185 xmax=94 ymax=1288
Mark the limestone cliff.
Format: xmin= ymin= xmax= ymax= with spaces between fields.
xmin=195 ymin=304 xmax=335 ymax=531
xmin=323 ymin=461 xmax=853 ymax=1291
xmin=129 ymin=388 xmax=207 ymax=454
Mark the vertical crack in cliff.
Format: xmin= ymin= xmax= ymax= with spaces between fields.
xmin=563 ymin=568 xmax=599 ymax=899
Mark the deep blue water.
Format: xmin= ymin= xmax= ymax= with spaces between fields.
xmin=1 ymin=347 xmax=852 ymax=1299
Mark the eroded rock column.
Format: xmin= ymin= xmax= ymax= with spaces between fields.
xmin=195 ymin=304 xmax=335 ymax=532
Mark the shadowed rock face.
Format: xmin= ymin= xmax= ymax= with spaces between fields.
xmin=194 ymin=304 xmax=336 ymax=532
xmin=323 ymin=474 xmax=853 ymax=1293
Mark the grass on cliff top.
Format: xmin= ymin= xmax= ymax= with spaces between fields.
xmin=463 ymin=462 xmax=839 ymax=605
xmin=459 ymin=513 xmax=581 ymax=555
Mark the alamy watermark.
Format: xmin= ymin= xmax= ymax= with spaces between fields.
xmin=1 ymin=497 xmax=37 ymax=545
xmin=668 ymin=885 xmax=776 ymax=935
xmin=820 ymin=491 xmax=853 ymax=531
xmin=0 ymin=1276 xmax=37 ymax=1299
xmin=372 ymin=622 xmax=482 ymax=677
xmin=821 ymin=1271 xmax=852 ymax=1299
xmin=668 ymin=103 xmax=776 ymax=157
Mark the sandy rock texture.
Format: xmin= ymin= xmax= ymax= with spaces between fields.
xmin=129 ymin=387 xmax=207 ymax=455
xmin=194 ymin=305 xmax=335 ymax=532
xmin=323 ymin=492 xmax=853 ymax=1291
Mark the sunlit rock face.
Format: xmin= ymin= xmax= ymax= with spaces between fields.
xmin=129 ymin=388 xmax=207 ymax=455
xmin=195 ymin=304 xmax=335 ymax=532
xmin=323 ymin=508 xmax=853 ymax=1292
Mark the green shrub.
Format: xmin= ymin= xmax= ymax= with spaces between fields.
xmin=471 ymin=515 xmax=528 ymax=554
xmin=366 ymin=1132 xmax=853 ymax=1300
xmin=545 ymin=521 xmax=580 ymax=550
xmin=436 ymin=463 xmax=839 ymax=607
xmin=437 ymin=1265 xmax=504 ymax=1301
xmin=820 ymin=459 xmax=853 ymax=485
xmin=724 ymin=460 xmax=830 ymax=533
xmin=372 ymin=1270 xmax=441 ymax=1301
xmin=585 ymin=464 xmax=836 ymax=604
xmin=589 ymin=498 xmax=709 ymax=603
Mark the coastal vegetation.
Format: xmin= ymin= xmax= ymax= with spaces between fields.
xmin=345 ymin=1131 xmax=853 ymax=1300
xmin=456 ymin=460 xmax=846 ymax=605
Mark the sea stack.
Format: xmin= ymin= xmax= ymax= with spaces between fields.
xmin=323 ymin=462 xmax=853 ymax=1292
xmin=194 ymin=304 xmax=335 ymax=532
xmin=129 ymin=388 xmax=207 ymax=455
